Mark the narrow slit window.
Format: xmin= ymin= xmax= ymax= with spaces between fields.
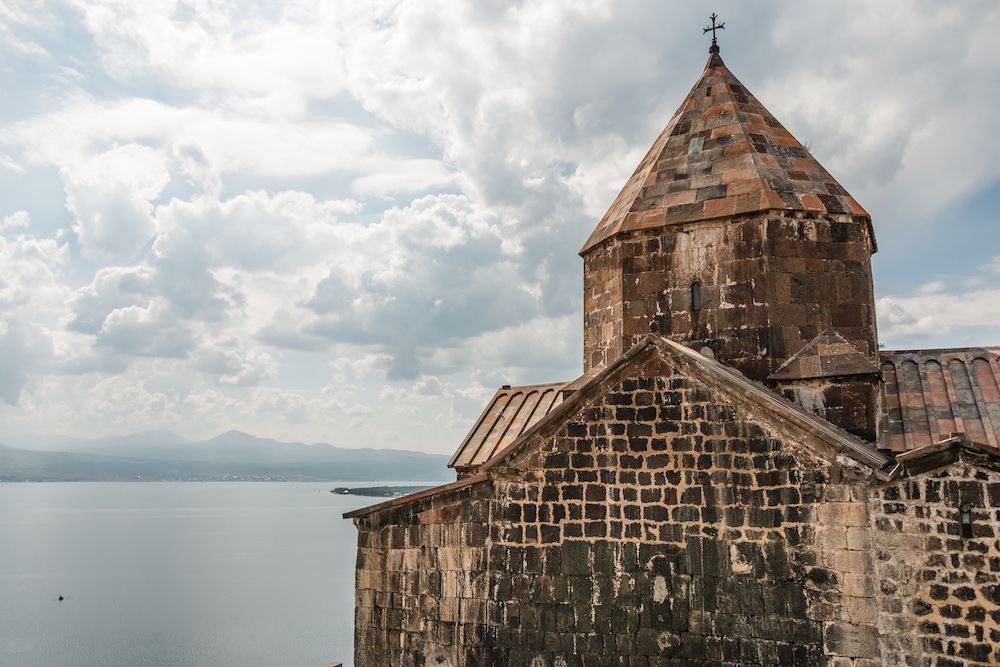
xmin=960 ymin=503 xmax=973 ymax=539
xmin=691 ymin=282 xmax=701 ymax=312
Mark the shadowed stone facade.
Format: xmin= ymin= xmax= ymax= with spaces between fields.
xmin=770 ymin=328 xmax=885 ymax=444
xmin=351 ymin=340 xmax=892 ymax=665
xmin=347 ymin=45 xmax=1000 ymax=667
xmin=350 ymin=342 xmax=1000 ymax=666
xmin=352 ymin=479 xmax=491 ymax=666
xmin=582 ymin=199 xmax=878 ymax=385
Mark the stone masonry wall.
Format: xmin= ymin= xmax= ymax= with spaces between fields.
xmin=353 ymin=481 xmax=492 ymax=667
xmin=351 ymin=347 xmax=993 ymax=666
xmin=872 ymin=461 xmax=1000 ymax=666
xmin=581 ymin=213 xmax=878 ymax=384
xmin=775 ymin=377 xmax=882 ymax=445
xmin=485 ymin=352 xmax=882 ymax=665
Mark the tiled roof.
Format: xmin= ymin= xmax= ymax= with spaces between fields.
xmin=580 ymin=47 xmax=869 ymax=254
xmin=881 ymin=348 xmax=1000 ymax=453
xmin=769 ymin=328 xmax=880 ymax=381
xmin=448 ymin=382 xmax=570 ymax=470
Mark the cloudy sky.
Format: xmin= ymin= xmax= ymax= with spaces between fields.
xmin=1 ymin=1 xmax=998 ymax=454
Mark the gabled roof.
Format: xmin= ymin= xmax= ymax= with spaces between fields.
xmin=482 ymin=335 xmax=897 ymax=480
xmin=768 ymin=328 xmax=880 ymax=381
xmin=448 ymin=381 xmax=570 ymax=470
xmin=580 ymin=48 xmax=870 ymax=254
xmin=346 ymin=335 xmax=901 ymax=519
xmin=881 ymin=347 xmax=1000 ymax=452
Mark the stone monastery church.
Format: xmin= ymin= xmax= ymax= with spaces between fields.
xmin=346 ymin=42 xmax=1000 ymax=667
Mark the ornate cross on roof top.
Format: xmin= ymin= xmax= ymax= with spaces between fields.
xmin=703 ymin=13 xmax=725 ymax=50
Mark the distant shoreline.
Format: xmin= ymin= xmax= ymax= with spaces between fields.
xmin=331 ymin=485 xmax=434 ymax=497
xmin=0 ymin=432 xmax=452 ymax=484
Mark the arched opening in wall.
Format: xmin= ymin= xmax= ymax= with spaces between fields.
xmin=691 ymin=282 xmax=701 ymax=312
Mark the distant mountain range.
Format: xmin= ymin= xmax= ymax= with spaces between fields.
xmin=0 ymin=430 xmax=453 ymax=482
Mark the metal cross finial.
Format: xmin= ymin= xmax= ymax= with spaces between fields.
xmin=703 ymin=13 xmax=725 ymax=48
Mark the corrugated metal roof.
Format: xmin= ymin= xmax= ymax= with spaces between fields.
xmin=448 ymin=382 xmax=570 ymax=470
xmin=881 ymin=348 xmax=1000 ymax=452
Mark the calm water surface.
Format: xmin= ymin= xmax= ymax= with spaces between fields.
xmin=0 ymin=482 xmax=387 ymax=667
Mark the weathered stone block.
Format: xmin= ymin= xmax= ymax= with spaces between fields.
xmin=824 ymin=621 xmax=880 ymax=658
xmin=817 ymin=502 xmax=868 ymax=527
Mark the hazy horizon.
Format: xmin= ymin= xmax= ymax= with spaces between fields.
xmin=0 ymin=427 xmax=446 ymax=454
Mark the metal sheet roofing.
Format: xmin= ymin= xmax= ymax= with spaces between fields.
xmin=448 ymin=382 xmax=569 ymax=470
xmin=881 ymin=347 xmax=1000 ymax=452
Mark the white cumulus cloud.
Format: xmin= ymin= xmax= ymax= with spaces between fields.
xmin=62 ymin=143 xmax=170 ymax=262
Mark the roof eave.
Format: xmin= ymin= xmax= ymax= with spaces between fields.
xmin=895 ymin=436 xmax=1000 ymax=477
xmin=343 ymin=472 xmax=489 ymax=519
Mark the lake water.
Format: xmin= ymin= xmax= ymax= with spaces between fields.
xmin=0 ymin=482 xmax=399 ymax=667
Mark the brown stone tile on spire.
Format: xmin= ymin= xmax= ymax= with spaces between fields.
xmin=580 ymin=49 xmax=871 ymax=254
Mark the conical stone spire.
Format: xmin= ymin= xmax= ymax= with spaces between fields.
xmin=581 ymin=49 xmax=881 ymax=416
xmin=581 ymin=49 xmax=871 ymax=254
